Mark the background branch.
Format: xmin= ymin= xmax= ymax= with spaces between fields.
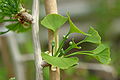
xmin=32 ymin=0 xmax=43 ymax=80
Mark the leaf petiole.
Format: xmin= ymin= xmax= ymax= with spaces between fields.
xmin=65 ymin=51 xmax=93 ymax=57
xmin=54 ymin=32 xmax=70 ymax=57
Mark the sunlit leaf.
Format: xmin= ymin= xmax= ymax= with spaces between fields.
xmin=81 ymin=27 xmax=101 ymax=44
xmin=67 ymin=14 xmax=89 ymax=36
xmin=41 ymin=14 xmax=68 ymax=32
xmin=42 ymin=53 xmax=78 ymax=69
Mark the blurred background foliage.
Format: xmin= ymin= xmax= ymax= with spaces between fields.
xmin=0 ymin=0 xmax=120 ymax=80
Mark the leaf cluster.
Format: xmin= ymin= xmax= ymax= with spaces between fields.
xmin=41 ymin=14 xmax=111 ymax=69
xmin=0 ymin=0 xmax=31 ymax=35
xmin=0 ymin=0 xmax=20 ymax=17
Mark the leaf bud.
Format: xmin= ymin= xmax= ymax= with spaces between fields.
xmin=69 ymin=41 xmax=73 ymax=45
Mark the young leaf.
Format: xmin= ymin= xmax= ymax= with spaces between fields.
xmin=66 ymin=44 xmax=111 ymax=64
xmin=81 ymin=27 xmax=101 ymax=44
xmin=6 ymin=22 xmax=31 ymax=33
xmin=41 ymin=14 xmax=68 ymax=32
xmin=93 ymin=48 xmax=111 ymax=64
xmin=91 ymin=44 xmax=111 ymax=64
xmin=67 ymin=14 xmax=89 ymax=36
xmin=42 ymin=53 xmax=78 ymax=69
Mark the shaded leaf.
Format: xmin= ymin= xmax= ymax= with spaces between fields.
xmin=82 ymin=27 xmax=101 ymax=44
xmin=42 ymin=53 xmax=78 ymax=69
xmin=67 ymin=14 xmax=89 ymax=36
xmin=6 ymin=22 xmax=31 ymax=33
xmin=41 ymin=14 xmax=68 ymax=32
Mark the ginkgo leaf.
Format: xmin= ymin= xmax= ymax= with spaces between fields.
xmin=41 ymin=14 xmax=68 ymax=32
xmin=81 ymin=27 xmax=101 ymax=44
xmin=42 ymin=53 xmax=78 ymax=69
xmin=93 ymin=48 xmax=111 ymax=64
xmin=67 ymin=14 xmax=90 ymax=36
xmin=65 ymin=44 xmax=111 ymax=64
xmin=91 ymin=44 xmax=111 ymax=64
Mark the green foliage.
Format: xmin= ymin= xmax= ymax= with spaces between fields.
xmin=64 ymin=67 xmax=76 ymax=76
xmin=80 ymin=27 xmax=101 ymax=44
xmin=67 ymin=14 xmax=89 ymax=36
xmin=90 ymin=44 xmax=111 ymax=64
xmin=0 ymin=0 xmax=32 ymax=34
xmin=65 ymin=44 xmax=111 ymax=64
xmin=0 ymin=0 xmax=20 ymax=17
xmin=41 ymin=14 xmax=68 ymax=32
xmin=41 ymin=13 xmax=111 ymax=69
xmin=6 ymin=22 xmax=31 ymax=33
xmin=42 ymin=53 xmax=78 ymax=69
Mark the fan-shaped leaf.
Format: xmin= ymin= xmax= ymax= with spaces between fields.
xmin=67 ymin=14 xmax=89 ymax=36
xmin=91 ymin=44 xmax=111 ymax=64
xmin=41 ymin=14 xmax=68 ymax=32
xmin=82 ymin=27 xmax=101 ymax=44
xmin=66 ymin=44 xmax=111 ymax=64
xmin=42 ymin=53 xmax=78 ymax=69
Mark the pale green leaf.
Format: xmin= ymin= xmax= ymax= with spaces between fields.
xmin=91 ymin=44 xmax=111 ymax=64
xmin=42 ymin=53 xmax=78 ymax=69
xmin=82 ymin=27 xmax=101 ymax=44
xmin=67 ymin=14 xmax=89 ymax=36
xmin=41 ymin=14 xmax=68 ymax=32
xmin=66 ymin=44 xmax=111 ymax=64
